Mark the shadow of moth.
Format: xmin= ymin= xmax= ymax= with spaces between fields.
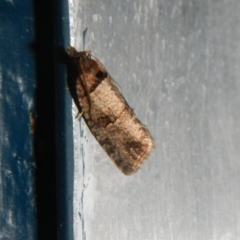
xmin=66 ymin=47 xmax=155 ymax=175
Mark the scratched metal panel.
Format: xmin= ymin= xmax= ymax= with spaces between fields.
xmin=68 ymin=0 xmax=240 ymax=239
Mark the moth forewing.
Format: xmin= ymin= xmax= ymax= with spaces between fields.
xmin=66 ymin=47 xmax=155 ymax=175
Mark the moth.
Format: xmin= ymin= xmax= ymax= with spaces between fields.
xmin=66 ymin=47 xmax=155 ymax=175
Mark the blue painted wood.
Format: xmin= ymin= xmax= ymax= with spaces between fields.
xmin=54 ymin=0 xmax=73 ymax=239
xmin=0 ymin=0 xmax=73 ymax=239
xmin=0 ymin=1 xmax=37 ymax=239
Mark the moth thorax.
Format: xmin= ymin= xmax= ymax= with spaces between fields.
xmin=80 ymin=57 xmax=99 ymax=74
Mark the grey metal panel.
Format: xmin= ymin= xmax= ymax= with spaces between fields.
xmin=69 ymin=0 xmax=240 ymax=239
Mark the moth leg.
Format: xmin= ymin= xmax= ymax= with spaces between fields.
xmin=75 ymin=111 xmax=83 ymax=119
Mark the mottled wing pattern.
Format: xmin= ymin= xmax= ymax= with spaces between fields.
xmin=67 ymin=47 xmax=155 ymax=175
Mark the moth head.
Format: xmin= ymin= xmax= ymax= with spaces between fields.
xmin=66 ymin=47 xmax=92 ymax=59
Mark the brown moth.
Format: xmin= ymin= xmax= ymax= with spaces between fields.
xmin=66 ymin=47 xmax=155 ymax=175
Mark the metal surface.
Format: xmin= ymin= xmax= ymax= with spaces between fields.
xmin=69 ymin=0 xmax=240 ymax=239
